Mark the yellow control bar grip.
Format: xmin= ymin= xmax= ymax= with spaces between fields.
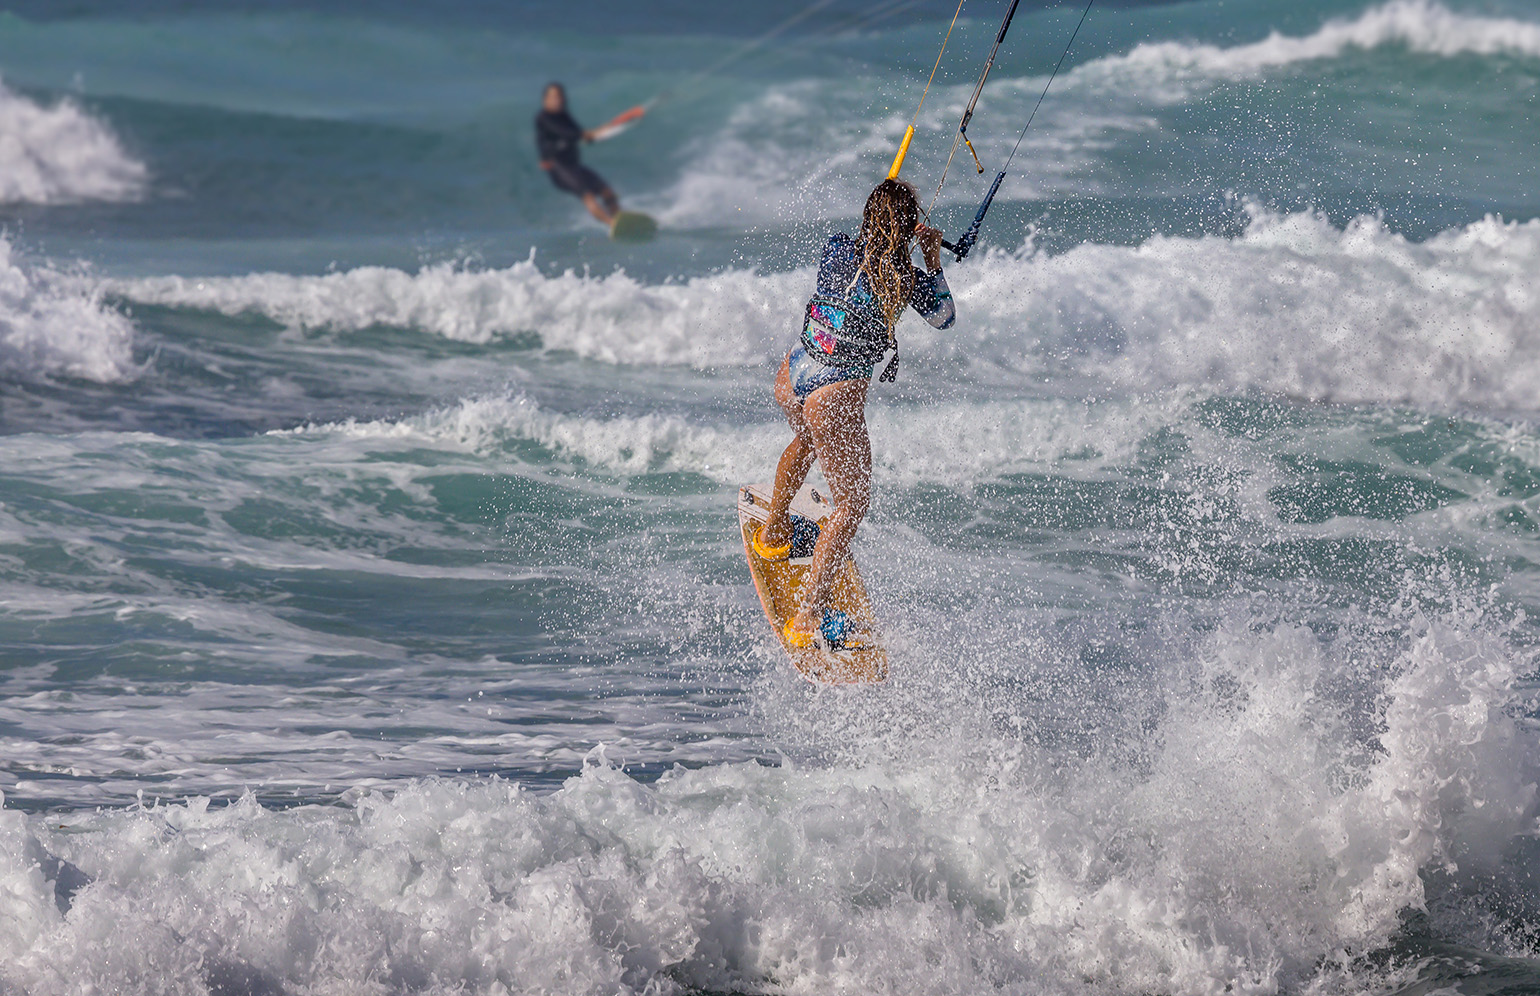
xmin=887 ymin=125 xmax=916 ymax=180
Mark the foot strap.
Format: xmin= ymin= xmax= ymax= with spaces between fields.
xmin=784 ymin=610 xmax=873 ymax=653
xmin=753 ymin=515 xmax=820 ymax=562
xmin=752 ymin=524 xmax=792 ymax=561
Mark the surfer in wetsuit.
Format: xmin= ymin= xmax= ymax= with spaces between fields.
xmin=535 ymin=82 xmax=621 ymax=226
xmin=752 ymin=178 xmax=955 ymax=650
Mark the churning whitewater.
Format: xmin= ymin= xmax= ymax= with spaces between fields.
xmin=2 ymin=0 xmax=1540 ymax=993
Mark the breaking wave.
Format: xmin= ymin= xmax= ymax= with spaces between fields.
xmin=1 ymin=597 xmax=1533 ymax=996
xmin=0 ymin=238 xmax=137 ymax=384
xmin=0 ymin=80 xmax=147 ymax=205
xmin=116 ymin=208 xmax=1540 ymax=414
xmin=113 ymin=255 xmax=800 ymax=369
xmin=1091 ymin=0 xmax=1540 ymax=97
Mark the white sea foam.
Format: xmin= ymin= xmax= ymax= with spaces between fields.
xmin=0 ymin=600 xmax=1531 ymax=995
xmin=0 ymin=80 xmax=147 ymax=205
xmin=1088 ymin=0 xmax=1540 ymax=98
xmin=281 ymin=390 xmax=1177 ymax=490
xmin=0 ymin=238 xmax=137 ymax=383
xmin=132 ymin=207 xmax=1540 ymax=413
xmin=113 ymin=256 xmax=802 ymax=368
xmin=973 ymin=208 xmax=1540 ymax=411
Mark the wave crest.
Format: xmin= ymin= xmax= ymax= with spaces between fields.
xmin=112 ymin=206 xmax=1540 ymax=413
xmin=0 ymin=81 xmax=147 ymax=205
xmin=0 ymin=239 xmax=137 ymax=384
xmin=114 ymin=256 xmax=799 ymax=369
xmin=1086 ymin=0 xmax=1540 ymax=96
xmin=993 ymin=208 xmax=1540 ymax=411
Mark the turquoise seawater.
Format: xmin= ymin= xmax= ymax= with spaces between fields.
xmin=3 ymin=0 xmax=1540 ymax=992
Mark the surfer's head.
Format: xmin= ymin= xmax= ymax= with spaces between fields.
xmin=856 ymin=178 xmax=922 ymax=331
xmin=542 ymin=82 xmax=567 ymax=112
xmin=861 ymin=179 xmax=920 ymax=244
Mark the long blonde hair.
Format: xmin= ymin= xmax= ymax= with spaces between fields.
xmin=855 ymin=179 xmax=920 ymax=333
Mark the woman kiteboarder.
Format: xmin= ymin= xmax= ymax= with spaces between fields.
xmin=752 ymin=178 xmax=956 ymax=649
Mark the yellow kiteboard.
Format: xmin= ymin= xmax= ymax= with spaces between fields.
xmin=738 ymin=481 xmax=887 ymax=684
xmin=609 ymin=210 xmax=657 ymax=243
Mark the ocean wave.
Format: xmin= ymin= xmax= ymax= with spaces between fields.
xmin=112 ymin=206 xmax=1540 ymax=412
xmin=278 ymin=391 xmax=1177 ymax=490
xmin=0 ymin=80 xmax=147 ymax=205
xmin=984 ymin=208 xmax=1540 ymax=411
xmin=113 ymin=256 xmax=801 ymax=369
xmin=654 ymin=0 xmax=1536 ymax=225
xmin=0 ymin=238 xmax=137 ymax=384
xmin=651 ymin=74 xmax=1130 ymax=227
xmin=1 ymin=599 xmax=1531 ymax=995
xmin=1080 ymin=0 xmax=1540 ymax=98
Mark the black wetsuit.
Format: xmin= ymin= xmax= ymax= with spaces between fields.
xmin=535 ymin=109 xmax=611 ymax=199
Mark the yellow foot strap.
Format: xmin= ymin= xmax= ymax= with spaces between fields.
xmin=784 ymin=616 xmax=817 ymax=649
xmin=752 ymin=524 xmax=792 ymax=562
xmin=785 ymin=611 xmax=873 ymax=652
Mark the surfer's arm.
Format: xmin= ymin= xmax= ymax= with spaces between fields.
xmin=910 ymin=268 xmax=955 ymax=329
xmin=908 ymin=223 xmax=954 ymax=329
xmin=909 ymin=229 xmax=955 ymax=329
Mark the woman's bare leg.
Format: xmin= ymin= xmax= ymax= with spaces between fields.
xmin=760 ymin=352 xmax=815 ymax=550
xmin=582 ymin=192 xmax=617 ymax=225
xmin=789 ymin=378 xmax=871 ymax=634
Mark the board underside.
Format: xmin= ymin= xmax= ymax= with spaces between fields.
xmin=609 ymin=210 xmax=657 ymax=243
xmin=738 ymin=482 xmax=887 ymax=684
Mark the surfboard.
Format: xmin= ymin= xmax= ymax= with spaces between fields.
xmin=609 ymin=211 xmax=657 ymax=243
xmin=738 ymin=481 xmax=888 ymax=684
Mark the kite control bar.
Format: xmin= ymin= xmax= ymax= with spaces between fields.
xmin=938 ymin=170 xmax=1004 ymax=262
xmin=934 ymin=0 xmax=1096 ymax=263
xmin=589 ymin=105 xmax=647 ymax=142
